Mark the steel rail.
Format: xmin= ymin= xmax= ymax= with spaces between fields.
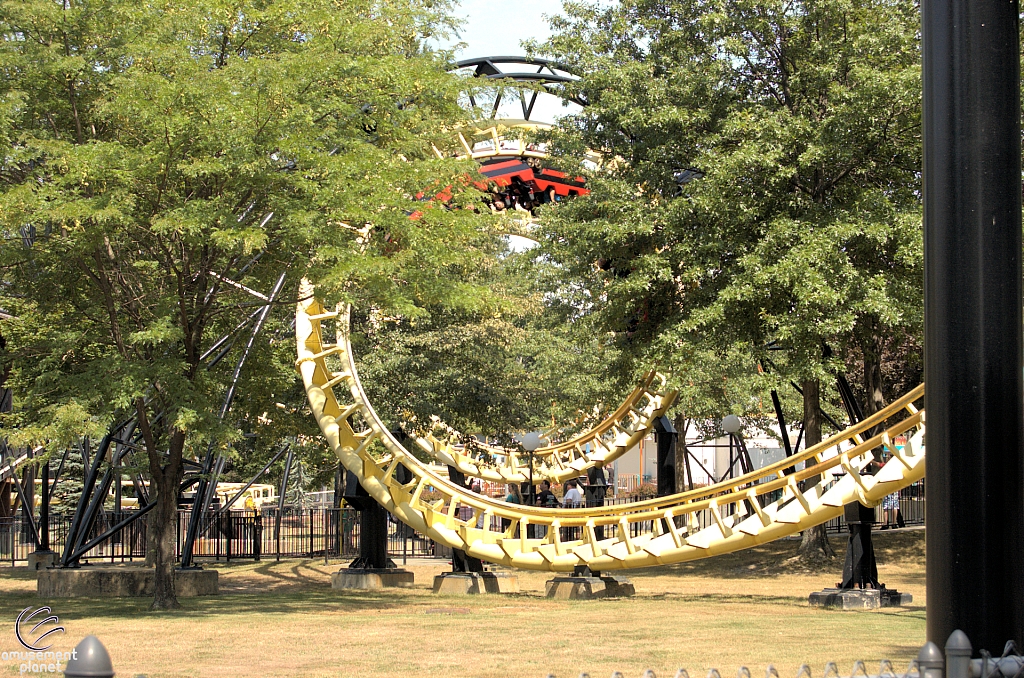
xmin=296 ymin=297 xmax=927 ymax=572
xmin=413 ymin=371 xmax=676 ymax=483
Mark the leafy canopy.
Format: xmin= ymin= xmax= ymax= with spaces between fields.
xmin=0 ymin=0 xmax=494 ymax=459
xmin=533 ymin=0 xmax=923 ymax=427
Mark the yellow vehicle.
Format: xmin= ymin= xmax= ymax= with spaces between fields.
xmin=28 ymin=477 xmax=147 ymax=510
xmin=213 ymin=483 xmax=277 ymax=511
xmin=29 ymin=479 xmax=276 ymax=511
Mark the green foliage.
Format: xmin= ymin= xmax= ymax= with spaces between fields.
xmin=354 ymin=244 xmax=628 ymax=442
xmin=0 ymin=0 xmax=486 ymax=456
xmin=50 ymin=449 xmax=86 ymax=515
xmin=0 ymin=0 xmax=504 ymax=600
xmin=534 ymin=0 xmax=923 ymax=429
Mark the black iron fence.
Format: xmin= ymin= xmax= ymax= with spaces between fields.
xmin=821 ymin=481 xmax=926 ymax=533
xmin=0 ymin=483 xmax=925 ymax=566
xmin=0 ymin=508 xmax=449 ymax=566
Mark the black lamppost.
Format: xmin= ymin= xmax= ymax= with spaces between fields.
xmin=923 ymin=0 xmax=1024 ymax=651
xmin=521 ymin=431 xmax=544 ymax=506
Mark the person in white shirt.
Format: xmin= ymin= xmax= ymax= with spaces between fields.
xmin=562 ymin=479 xmax=583 ymax=508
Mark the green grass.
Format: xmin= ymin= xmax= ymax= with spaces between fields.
xmin=0 ymin=529 xmax=927 ymax=678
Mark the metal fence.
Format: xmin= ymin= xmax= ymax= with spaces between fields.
xmin=541 ymin=632 xmax=1021 ymax=678
xmin=0 ymin=482 xmax=925 ymax=566
xmin=0 ymin=508 xmax=449 ymax=566
xmin=821 ymin=481 xmax=925 ymax=533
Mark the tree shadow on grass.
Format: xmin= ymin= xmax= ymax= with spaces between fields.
xmin=214 ymin=559 xmax=334 ymax=593
xmin=624 ymin=530 xmax=925 ymax=580
xmin=1 ymin=585 xmax=416 ymax=622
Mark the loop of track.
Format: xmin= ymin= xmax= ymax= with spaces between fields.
xmin=412 ymin=371 xmax=677 ymax=483
xmin=296 ymin=297 xmax=925 ymax=571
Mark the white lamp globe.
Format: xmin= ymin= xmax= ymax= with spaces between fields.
xmin=722 ymin=415 xmax=742 ymax=435
xmin=522 ymin=431 xmax=545 ymax=451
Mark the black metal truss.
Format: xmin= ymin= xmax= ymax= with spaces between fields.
xmin=454 ymin=56 xmax=586 ymax=119
xmin=54 ymin=242 xmax=292 ymax=568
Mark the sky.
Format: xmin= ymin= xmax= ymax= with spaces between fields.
xmin=438 ymin=0 xmax=582 ymax=125
xmin=441 ymin=1 xmax=570 ymax=252
xmin=446 ymin=0 xmax=560 ymax=60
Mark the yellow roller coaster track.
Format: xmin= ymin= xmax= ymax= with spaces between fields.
xmin=411 ymin=371 xmax=677 ymax=484
xmin=296 ymin=295 xmax=926 ymax=572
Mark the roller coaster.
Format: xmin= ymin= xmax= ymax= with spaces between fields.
xmin=296 ymin=306 xmax=924 ymax=573
xmin=292 ymin=56 xmax=927 ymax=573
xmin=0 ymin=57 xmax=924 ymax=578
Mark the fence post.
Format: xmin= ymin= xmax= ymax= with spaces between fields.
xmin=918 ymin=642 xmax=944 ymax=678
xmin=946 ymin=631 xmax=972 ymax=678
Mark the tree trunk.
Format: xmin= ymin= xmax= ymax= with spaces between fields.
xmin=149 ymin=464 xmax=181 ymax=610
xmin=138 ymin=402 xmax=185 ymax=611
xmin=862 ymin=336 xmax=886 ymax=418
xmin=797 ymin=378 xmax=835 ymax=560
xmin=673 ymin=413 xmax=689 ymax=492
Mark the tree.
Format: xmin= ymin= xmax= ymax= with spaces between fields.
xmin=536 ymin=0 xmax=922 ymax=557
xmin=354 ymin=245 xmax=628 ymax=444
xmin=0 ymin=0 xmax=485 ymax=608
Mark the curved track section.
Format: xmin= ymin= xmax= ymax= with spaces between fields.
xmin=296 ymin=297 xmax=926 ymax=572
xmin=412 ymin=372 xmax=677 ymax=483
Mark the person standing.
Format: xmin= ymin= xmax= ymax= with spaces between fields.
xmin=501 ymin=484 xmax=521 ymax=535
xmin=561 ymin=479 xmax=583 ymax=541
xmin=536 ymin=480 xmax=557 ymax=507
xmin=562 ymin=480 xmax=583 ymax=508
xmin=505 ymin=484 xmax=522 ymax=504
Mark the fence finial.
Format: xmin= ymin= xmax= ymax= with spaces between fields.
xmin=946 ymin=630 xmax=973 ymax=678
xmin=63 ymin=635 xmax=114 ymax=678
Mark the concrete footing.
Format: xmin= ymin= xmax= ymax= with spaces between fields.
xmin=432 ymin=571 xmax=520 ymax=595
xmin=27 ymin=551 xmax=57 ymax=571
xmin=37 ymin=566 xmax=219 ymax=598
xmin=545 ymin=574 xmax=635 ymax=600
xmin=331 ymin=568 xmax=414 ymax=590
xmin=808 ymin=587 xmax=912 ymax=610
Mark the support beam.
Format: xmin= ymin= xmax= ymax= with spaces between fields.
xmin=770 ymin=390 xmax=793 ymax=458
xmin=37 ymin=461 xmax=50 ymax=552
xmin=218 ymin=444 xmax=290 ymax=514
xmin=273 ymin=446 xmax=294 ymax=562
xmin=181 ymin=270 xmax=288 ymax=568
xmin=653 ymin=415 xmax=677 ymax=497
xmin=922 ymin=0 xmax=1024 ymax=651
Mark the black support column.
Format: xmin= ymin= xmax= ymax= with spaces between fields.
xmin=653 ymin=416 xmax=677 ymax=497
xmin=922 ymin=0 xmax=1024 ymax=651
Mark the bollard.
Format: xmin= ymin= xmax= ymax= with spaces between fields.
xmin=63 ymin=635 xmax=115 ymax=678
xmin=946 ymin=630 xmax=973 ymax=678
xmin=918 ymin=641 xmax=944 ymax=678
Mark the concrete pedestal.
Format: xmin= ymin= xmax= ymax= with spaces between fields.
xmin=808 ymin=587 xmax=912 ymax=610
xmin=432 ymin=571 xmax=519 ymax=595
xmin=27 ymin=551 xmax=57 ymax=571
xmin=331 ymin=568 xmax=414 ymax=590
xmin=545 ymin=574 xmax=635 ymax=600
xmin=37 ymin=567 xmax=218 ymax=598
